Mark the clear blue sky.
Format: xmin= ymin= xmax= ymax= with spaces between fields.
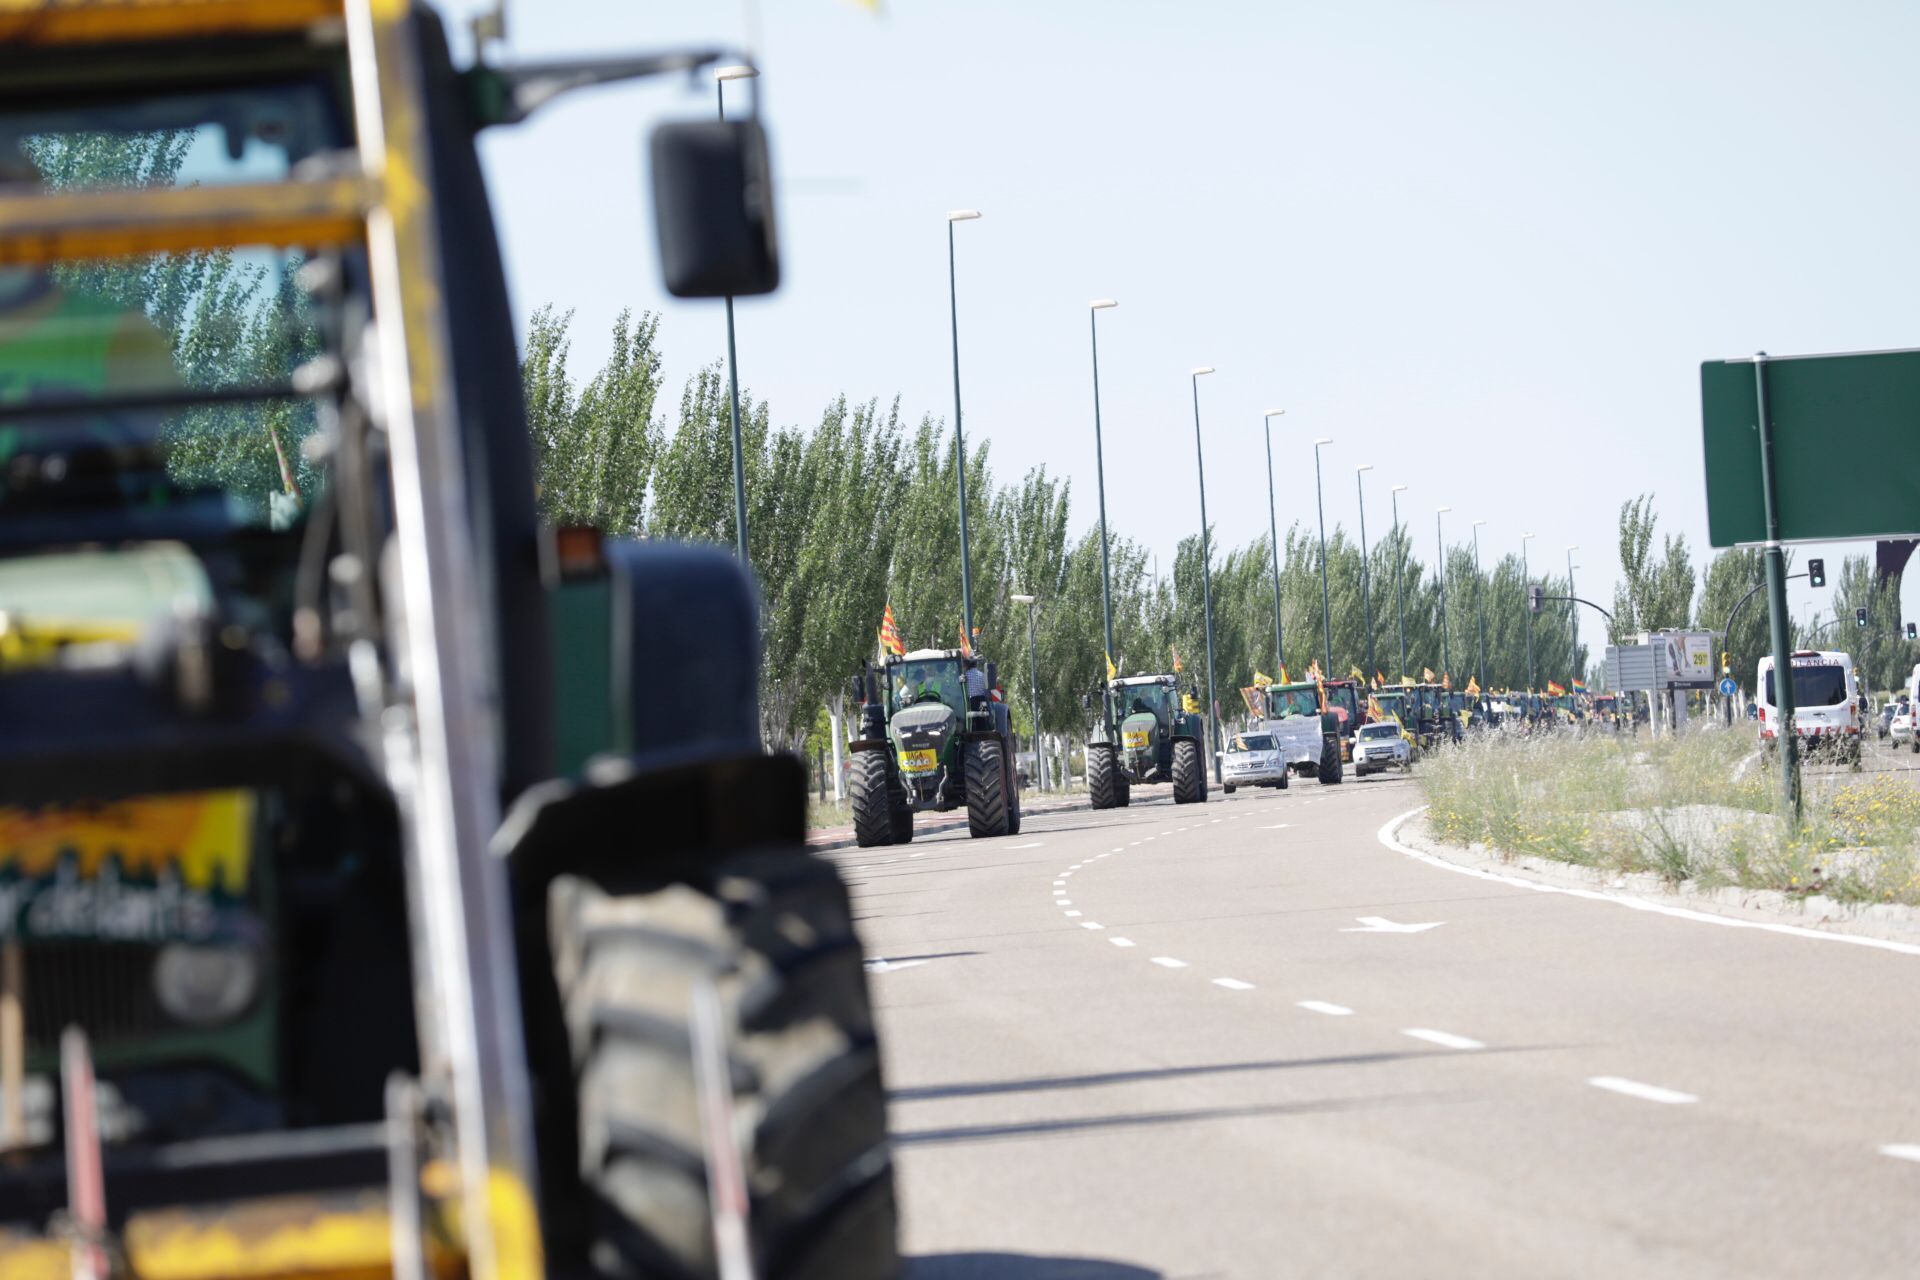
xmin=450 ymin=0 xmax=1920 ymax=659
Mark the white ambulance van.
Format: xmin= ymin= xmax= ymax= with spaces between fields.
xmin=1756 ymin=650 xmax=1862 ymax=766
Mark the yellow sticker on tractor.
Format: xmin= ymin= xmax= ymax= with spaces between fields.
xmin=1122 ymin=729 xmax=1150 ymax=750
xmin=897 ymin=749 xmax=938 ymax=774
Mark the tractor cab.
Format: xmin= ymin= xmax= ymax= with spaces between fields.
xmin=889 ymin=650 xmax=971 ymax=718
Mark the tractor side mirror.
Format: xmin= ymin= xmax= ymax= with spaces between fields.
xmin=986 ymin=662 xmax=998 ymax=689
xmin=650 ymin=119 xmax=780 ymax=298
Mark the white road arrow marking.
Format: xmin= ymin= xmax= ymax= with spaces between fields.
xmin=1879 ymin=1144 xmax=1920 ymax=1163
xmin=1341 ymin=916 xmax=1445 ymax=934
xmin=864 ymin=958 xmax=929 ymax=974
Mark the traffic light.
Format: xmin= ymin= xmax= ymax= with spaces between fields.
xmin=1809 ymin=558 xmax=1826 ymax=587
xmin=1528 ymin=584 xmax=1543 ymax=614
xmin=1721 ymin=650 xmax=1731 ymax=675
xmin=1909 ymin=621 xmax=1918 ymax=641
xmin=1856 ymin=606 xmax=1869 ymax=628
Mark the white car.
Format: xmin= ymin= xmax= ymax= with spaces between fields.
xmin=1893 ymin=709 xmax=1915 ymax=748
xmin=1222 ymin=731 xmax=1289 ymax=793
xmin=1352 ymin=721 xmax=1412 ymax=776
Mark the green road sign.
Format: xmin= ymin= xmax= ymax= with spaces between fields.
xmin=1700 ymin=348 xmax=1920 ymax=547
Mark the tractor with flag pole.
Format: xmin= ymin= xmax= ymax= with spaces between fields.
xmin=846 ymin=611 xmax=1020 ymax=845
xmin=0 ymin=5 xmax=899 ymax=1278
xmin=1085 ymin=647 xmax=1210 ymax=808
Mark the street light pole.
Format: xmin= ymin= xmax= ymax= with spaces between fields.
xmin=1391 ymin=485 xmax=1409 ymax=682
xmin=947 ymin=209 xmax=982 ymax=641
xmin=716 ymin=64 xmax=759 ymax=565
xmin=1012 ymin=593 xmax=1045 ymax=790
xmin=1521 ymin=531 xmax=1536 ymax=690
xmin=1357 ymin=464 xmax=1376 ymax=683
xmin=1436 ymin=507 xmax=1453 ymax=679
xmin=1313 ymin=437 xmax=1334 ymax=679
xmin=1191 ymin=367 xmax=1222 ymax=783
xmin=1263 ymin=410 xmax=1286 ymax=675
xmin=1566 ymin=545 xmax=1580 ymax=685
xmin=1472 ymin=519 xmax=1488 ymax=691
xmin=1089 ymin=300 xmax=1119 ymax=740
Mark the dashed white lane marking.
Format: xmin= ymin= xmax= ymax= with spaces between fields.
xmin=1880 ymin=1144 xmax=1920 ymax=1163
xmin=1587 ymin=1076 xmax=1697 ymax=1105
xmin=1262 ymin=824 xmax=1293 ymax=830
xmin=1057 ymin=900 xmax=1072 ymax=906
xmin=1298 ymin=1000 xmax=1354 ymax=1016
xmin=1053 ymin=888 xmax=1067 ymax=895
xmin=864 ymin=958 xmax=929 ymax=973
xmin=1109 ymin=937 xmax=1136 ymax=948
xmin=1129 ymin=841 xmax=1143 ymax=846
xmin=1380 ymin=806 xmax=1920 ymax=957
xmin=1081 ymin=921 xmax=1106 ymax=930
xmin=1211 ymin=818 xmax=1223 ymax=824
xmin=909 ymin=851 xmax=925 ymax=858
xmin=1008 ymin=841 xmax=1045 ymax=849
xmin=1402 ymin=1028 xmax=1484 ymax=1051
xmin=1111 ymin=846 xmax=1125 ymax=852
xmin=1151 ymin=957 xmax=1188 ymax=968
xmin=1052 ymin=880 xmax=1066 ymax=886
xmin=1212 ymin=977 xmax=1255 ymax=991
xmin=1064 ymin=910 xmax=1082 ymax=917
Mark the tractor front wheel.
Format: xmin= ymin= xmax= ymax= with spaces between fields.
xmin=849 ymin=751 xmax=894 ymax=848
xmin=1317 ymin=735 xmax=1344 ymax=785
xmin=549 ymin=853 xmax=898 ymax=1280
xmin=884 ymin=764 xmax=914 ymax=844
xmin=964 ymin=737 xmax=1012 ymax=838
xmin=1171 ymin=737 xmax=1206 ymax=804
xmin=1087 ymin=743 xmax=1121 ymax=810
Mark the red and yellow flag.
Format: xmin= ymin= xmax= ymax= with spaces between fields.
xmin=958 ymin=620 xmax=973 ymax=658
xmin=1279 ymin=664 xmax=1291 ymax=685
xmin=1546 ymin=679 xmax=1567 ymax=696
xmin=1465 ymin=676 xmax=1480 ymax=696
xmin=1422 ymin=667 xmax=1437 ymax=683
xmin=1442 ymin=672 xmax=1452 ymax=690
xmin=1171 ymin=645 xmax=1183 ymax=673
xmin=879 ymin=604 xmax=905 ymax=657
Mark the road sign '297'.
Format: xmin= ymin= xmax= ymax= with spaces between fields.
xmin=1700 ymin=348 xmax=1920 ymax=547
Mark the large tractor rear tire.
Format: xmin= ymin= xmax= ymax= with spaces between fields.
xmin=848 ymin=751 xmax=893 ymax=848
xmin=1317 ymin=734 xmax=1344 ymax=785
xmin=550 ymin=852 xmax=898 ymax=1280
xmin=1087 ymin=743 xmax=1121 ymax=810
xmin=1171 ymin=737 xmax=1205 ymax=805
xmin=964 ymin=737 xmax=1012 ymax=838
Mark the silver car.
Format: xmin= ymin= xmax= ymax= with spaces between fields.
xmin=1222 ymin=731 xmax=1289 ymax=793
xmin=1353 ymin=721 xmax=1412 ymax=776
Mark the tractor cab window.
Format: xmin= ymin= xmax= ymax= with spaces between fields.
xmin=0 ymin=83 xmax=349 ymax=538
xmin=891 ymin=659 xmax=966 ymax=713
xmin=1267 ymin=688 xmax=1319 ymax=718
xmin=1324 ymin=686 xmax=1360 ymax=720
xmin=1122 ymin=683 xmax=1174 ymax=723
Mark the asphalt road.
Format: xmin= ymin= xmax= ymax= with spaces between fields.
xmin=821 ymin=770 xmax=1920 ymax=1279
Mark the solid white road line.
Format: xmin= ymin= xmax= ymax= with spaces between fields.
xmin=1213 ymin=978 xmax=1255 ymax=990
xmin=1297 ymin=1000 xmax=1354 ymax=1016
xmin=1402 ymin=1028 xmax=1484 ymax=1051
xmin=1150 ymin=957 xmax=1188 ymax=968
xmin=1379 ymin=806 xmax=1920 ymax=957
xmin=1879 ymin=1144 xmax=1920 ymax=1163
xmin=1587 ymin=1076 xmax=1697 ymax=1105
xmin=1110 ymin=937 xmax=1136 ymax=947
xmin=1081 ymin=921 xmax=1106 ymax=930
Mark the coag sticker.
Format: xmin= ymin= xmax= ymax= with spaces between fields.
xmin=1122 ymin=729 xmax=1150 ymax=750
xmin=898 ymin=749 xmax=938 ymax=773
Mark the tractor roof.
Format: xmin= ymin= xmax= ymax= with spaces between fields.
xmin=1112 ymin=674 xmax=1176 ymax=687
xmin=898 ymin=648 xmax=964 ymax=662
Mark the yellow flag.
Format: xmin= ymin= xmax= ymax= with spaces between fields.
xmin=1105 ymin=651 xmax=1117 ymax=681
xmin=1279 ymin=665 xmax=1291 ymax=684
xmin=1253 ymin=670 xmax=1273 ymax=687
xmin=1422 ymin=667 xmax=1437 ymax=682
xmin=1465 ymin=676 xmax=1480 ymax=695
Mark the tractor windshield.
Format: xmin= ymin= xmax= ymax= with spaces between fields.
xmin=1324 ymin=685 xmax=1361 ymax=723
xmin=891 ymin=658 xmax=966 ymax=713
xmin=1117 ymin=682 xmax=1175 ymax=724
xmin=1266 ymin=686 xmax=1319 ymax=718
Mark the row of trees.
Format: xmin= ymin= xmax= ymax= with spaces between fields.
xmin=524 ymin=308 xmax=1597 ymax=756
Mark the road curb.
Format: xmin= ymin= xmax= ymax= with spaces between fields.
xmin=1387 ymin=807 xmax=1920 ymax=953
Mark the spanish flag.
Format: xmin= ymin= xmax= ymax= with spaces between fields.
xmin=1443 ymin=672 xmax=1452 ymax=690
xmin=1465 ymin=676 xmax=1480 ymax=695
xmin=958 ymin=620 xmax=973 ymax=658
xmin=1375 ymin=670 xmax=1386 ymax=687
xmin=1546 ymin=679 xmax=1567 ymax=696
xmin=1279 ymin=665 xmax=1291 ymax=684
xmin=879 ymin=604 xmax=905 ymax=657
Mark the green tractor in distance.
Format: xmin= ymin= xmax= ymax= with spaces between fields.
xmin=1086 ymin=674 xmax=1209 ymax=808
xmin=846 ymin=648 xmax=1021 ymax=846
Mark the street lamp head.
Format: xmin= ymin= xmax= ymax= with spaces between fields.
xmin=1011 ymin=593 xmax=1036 ymax=605
xmin=1090 ymin=299 xmax=1118 ymax=310
xmin=1356 ymin=463 xmax=1374 ymax=473
xmin=1472 ymin=519 xmax=1487 ymax=528
xmin=947 ymin=209 xmax=982 ymax=222
xmin=1190 ymin=366 xmax=1215 ymax=377
xmin=1391 ymin=484 xmax=1408 ymax=493
xmin=714 ymin=64 xmax=760 ymax=81
xmin=1263 ymin=408 xmax=1286 ymax=419
xmin=1313 ymin=437 xmax=1333 ymax=446
xmin=1522 ymin=531 xmax=1536 ymax=541
xmin=1437 ymin=506 xmax=1452 ymax=514
xmin=1566 ymin=544 xmax=1579 ymax=552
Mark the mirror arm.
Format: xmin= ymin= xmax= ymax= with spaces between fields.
xmin=465 ymin=49 xmax=739 ymax=128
